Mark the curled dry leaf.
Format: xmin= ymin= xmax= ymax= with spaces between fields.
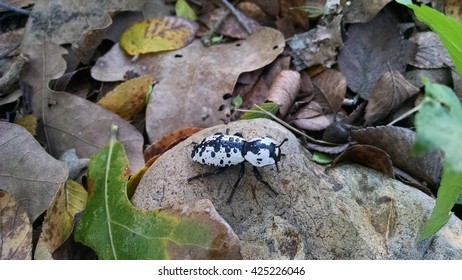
xmin=312 ymin=68 xmax=346 ymax=113
xmin=364 ymin=70 xmax=420 ymax=125
xmin=92 ymin=27 xmax=285 ymax=143
xmin=290 ymin=101 xmax=341 ymax=131
xmin=34 ymin=181 xmax=87 ymax=260
xmin=267 ymin=70 xmax=300 ymax=117
xmin=120 ymin=17 xmax=199 ymax=56
xmin=144 ymin=127 xmax=202 ymax=162
xmin=0 ymin=122 xmax=68 ymax=222
xmin=338 ymin=9 xmax=416 ymax=100
xmin=332 ymin=144 xmax=394 ymax=178
xmin=97 ymin=76 xmax=153 ymax=121
xmin=0 ymin=190 xmax=32 ymax=260
xmin=351 ymin=126 xmax=443 ymax=188
xmin=409 ymin=31 xmax=454 ymax=69
xmin=288 ymin=15 xmax=342 ymax=70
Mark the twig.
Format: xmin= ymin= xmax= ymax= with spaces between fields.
xmin=0 ymin=2 xmax=31 ymax=15
xmin=387 ymin=103 xmax=422 ymax=126
xmin=237 ymin=105 xmax=339 ymax=146
xmin=220 ymin=0 xmax=252 ymax=34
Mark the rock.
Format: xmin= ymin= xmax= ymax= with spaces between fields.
xmin=132 ymin=118 xmax=462 ymax=259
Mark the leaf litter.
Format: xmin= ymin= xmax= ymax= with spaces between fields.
xmin=0 ymin=0 xmax=461 ymax=258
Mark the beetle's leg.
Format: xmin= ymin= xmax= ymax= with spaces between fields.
xmin=252 ymin=166 xmax=279 ymax=196
xmin=187 ymin=167 xmax=227 ymax=182
xmin=227 ymin=163 xmax=245 ymax=203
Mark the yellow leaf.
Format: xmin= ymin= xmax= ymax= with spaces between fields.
xmin=97 ymin=76 xmax=153 ymax=120
xmin=120 ymin=16 xmax=199 ymax=56
xmin=175 ymin=0 xmax=198 ymax=21
xmin=14 ymin=114 xmax=37 ymax=136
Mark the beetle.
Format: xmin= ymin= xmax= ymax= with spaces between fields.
xmin=188 ymin=130 xmax=288 ymax=203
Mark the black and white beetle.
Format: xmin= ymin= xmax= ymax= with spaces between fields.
xmin=188 ymin=130 xmax=288 ymax=203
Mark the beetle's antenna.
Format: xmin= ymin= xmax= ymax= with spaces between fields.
xmin=277 ymin=138 xmax=288 ymax=148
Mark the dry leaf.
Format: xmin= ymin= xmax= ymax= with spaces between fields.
xmin=0 ymin=122 xmax=68 ymax=222
xmin=409 ymin=31 xmax=454 ymax=69
xmin=92 ymin=27 xmax=285 ymax=143
xmin=34 ymin=181 xmax=87 ymax=260
xmin=364 ymin=70 xmax=420 ymax=125
xmin=312 ymin=68 xmax=346 ymax=113
xmin=267 ymin=70 xmax=300 ymax=117
xmin=338 ymin=9 xmax=416 ymax=99
xmin=351 ymin=126 xmax=443 ymax=188
xmin=20 ymin=42 xmax=67 ymax=118
xmin=13 ymin=114 xmax=37 ymax=136
xmin=41 ymin=91 xmax=145 ymax=173
xmin=120 ymin=17 xmax=199 ymax=56
xmin=0 ymin=28 xmax=23 ymax=57
xmin=332 ymin=144 xmax=394 ymax=178
xmin=0 ymin=190 xmax=32 ymax=260
xmin=144 ymin=127 xmax=202 ymax=161
xmin=97 ymin=76 xmax=153 ymax=120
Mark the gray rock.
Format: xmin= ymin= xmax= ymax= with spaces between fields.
xmin=132 ymin=118 xmax=462 ymax=259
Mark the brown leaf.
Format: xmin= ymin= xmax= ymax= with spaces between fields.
xmin=350 ymin=126 xmax=443 ymax=188
xmin=338 ymin=9 xmax=416 ymax=99
xmin=92 ymin=27 xmax=285 ymax=143
xmin=144 ymin=127 xmax=202 ymax=161
xmin=291 ymin=100 xmax=339 ymax=131
xmin=409 ymin=31 xmax=454 ymax=69
xmin=364 ymin=70 xmax=419 ymax=125
xmin=0 ymin=190 xmax=32 ymax=260
xmin=41 ymin=91 xmax=145 ymax=173
xmin=332 ymin=144 xmax=394 ymax=178
xmin=0 ymin=122 xmax=68 ymax=222
xmin=312 ymin=68 xmax=347 ymax=113
xmin=22 ymin=0 xmax=146 ymax=62
xmin=267 ymin=70 xmax=300 ymax=117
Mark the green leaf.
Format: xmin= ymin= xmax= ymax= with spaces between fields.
xmin=175 ymin=0 xmax=198 ymax=21
xmin=311 ymin=152 xmax=333 ymax=164
xmin=414 ymin=82 xmax=462 ymax=240
xmin=74 ymin=126 xmax=239 ymax=259
xmin=414 ymin=83 xmax=462 ymax=171
xmin=397 ymin=1 xmax=462 ymax=75
xmin=419 ymin=163 xmax=462 ymax=241
xmin=240 ymin=102 xmax=279 ymax=120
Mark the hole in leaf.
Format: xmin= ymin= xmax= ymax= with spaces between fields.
xmin=222 ymin=93 xmax=232 ymax=100
xmin=273 ymin=45 xmax=278 ymax=50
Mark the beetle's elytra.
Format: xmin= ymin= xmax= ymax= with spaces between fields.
xmin=188 ymin=131 xmax=288 ymax=203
